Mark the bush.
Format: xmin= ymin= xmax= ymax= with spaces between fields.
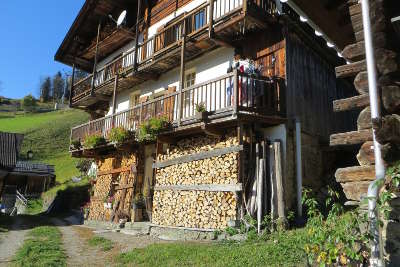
xmin=70 ymin=139 xmax=81 ymax=150
xmin=137 ymin=116 xmax=170 ymax=142
xmin=108 ymin=127 xmax=131 ymax=144
xmin=21 ymin=94 xmax=37 ymax=112
xmin=76 ymin=159 xmax=92 ymax=174
xmin=302 ymin=188 xmax=369 ymax=266
xmin=83 ymin=134 xmax=106 ymax=149
xmin=195 ymin=102 xmax=206 ymax=113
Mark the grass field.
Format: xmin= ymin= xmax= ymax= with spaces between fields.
xmin=14 ymin=226 xmax=66 ymax=267
xmin=0 ymin=109 xmax=89 ymax=197
xmin=116 ymin=229 xmax=308 ymax=267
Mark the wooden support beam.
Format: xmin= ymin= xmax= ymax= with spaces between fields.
xmin=111 ymin=74 xmax=118 ymax=115
xmin=330 ymin=129 xmax=373 ymax=146
xmin=177 ymin=17 xmax=187 ymax=126
xmin=133 ymin=0 xmax=141 ymax=71
xmin=200 ymin=122 xmax=225 ymax=137
xmin=153 ymin=145 xmax=244 ymax=169
xmin=91 ymin=22 xmax=101 ymax=95
xmin=154 ymin=183 xmax=243 ymax=192
xmin=69 ymin=63 xmax=75 ymax=108
xmin=157 ymin=135 xmax=177 ymax=144
xmin=209 ymin=0 xmax=214 ymax=38
xmin=333 ymin=94 xmax=370 ymax=112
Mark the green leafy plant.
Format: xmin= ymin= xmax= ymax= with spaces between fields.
xmin=88 ymin=236 xmax=113 ymax=251
xmin=70 ymin=139 xmax=81 ymax=150
xmin=108 ymin=127 xmax=132 ymax=144
xmin=195 ymin=102 xmax=206 ymax=113
xmin=302 ymin=187 xmax=369 ymax=266
xmin=225 ymin=226 xmax=239 ymax=236
xmin=83 ymin=134 xmax=106 ymax=149
xmin=376 ymin=161 xmax=400 ymax=221
xmin=137 ymin=116 xmax=170 ymax=142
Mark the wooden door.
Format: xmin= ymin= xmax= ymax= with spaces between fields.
xmin=256 ymin=40 xmax=286 ymax=78
xmin=163 ymin=86 xmax=176 ymax=121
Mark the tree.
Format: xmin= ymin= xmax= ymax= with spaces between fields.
xmin=52 ymin=71 xmax=65 ymax=102
xmin=21 ymin=94 xmax=37 ymax=112
xmin=39 ymin=77 xmax=51 ymax=102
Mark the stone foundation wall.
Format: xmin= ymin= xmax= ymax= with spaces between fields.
xmin=152 ymin=131 xmax=240 ymax=230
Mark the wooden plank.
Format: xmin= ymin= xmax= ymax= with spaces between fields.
xmin=115 ymin=184 xmax=134 ymax=191
xmin=97 ymin=166 xmax=131 ymax=176
xmin=333 ymin=94 xmax=370 ymax=112
xmin=335 ymin=166 xmax=376 ymax=183
xmin=335 ymin=60 xmax=366 ymax=78
xmin=154 ymin=183 xmax=243 ymax=192
xmin=153 ymin=145 xmax=243 ymax=169
xmin=330 ymin=129 xmax=373 ymax=146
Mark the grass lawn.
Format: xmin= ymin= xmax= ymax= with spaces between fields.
xmin=14 ymin=226 xmax=66 ymax=267
xmin=0 ymin=109 xmax=90 ymax=197
xmin=116 ymin=229 xmax=308 ymax=267
xmin=88 ymin=236 xmax=114 ymax=251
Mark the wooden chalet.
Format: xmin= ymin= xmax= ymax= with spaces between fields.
xmin=56 ymin=0 xmax=357 ymax=231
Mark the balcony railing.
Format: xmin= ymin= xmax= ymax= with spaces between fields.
xmin=70 ymin=71 xmax=285 ymax=143
xmin=70 ymin=0 xmax=278 ymax=105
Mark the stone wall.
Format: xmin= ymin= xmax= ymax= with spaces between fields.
xmin=152 ymin=131 xmax=240 ymax=230
xmin=382 ymin=195 xmax=400 ymax=266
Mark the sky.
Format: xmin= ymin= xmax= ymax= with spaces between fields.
xmin=0 ymin=1 xmax=85 ymax=99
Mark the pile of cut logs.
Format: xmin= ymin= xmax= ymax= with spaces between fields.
xmin=153 ymin=131 xmax=240 ymax=229
xmin=332 ymin=0 xmax=400 ymax=201
xmin=88 ymin=152 xmax=138 ymax=222
xmin=152 ymin=190 xmax=237 ymax=229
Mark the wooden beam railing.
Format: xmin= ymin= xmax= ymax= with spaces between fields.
xmin=70 ymin=71 xmax=284 ymax=143
xmin=70 ymin=0 xmax=278 ymax=106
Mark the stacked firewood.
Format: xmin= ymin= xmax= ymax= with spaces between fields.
xmin=156 ymin=153 xmax=238 ymax=185
xmin=152 ymin=190 xmax=237 ymax=229
xmin=153 ymin=130 xmax=240 ymax=229
xmin=88 ymin=152 xmax=139 ymax=222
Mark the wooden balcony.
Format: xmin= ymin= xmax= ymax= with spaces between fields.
xmin=70 ymin=71 xmax=286 ymax=154
xmin=70 ymin=0 xmax=280 ymax=108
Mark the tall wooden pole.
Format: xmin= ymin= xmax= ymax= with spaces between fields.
xmin=133 ymin=0 xmax=142 ymax=71
xmin=69 ymin=63 xmax=75 ymax=108
xmin=91 ymin=22 xmax=102 ymax=96
xmin=112 ymin=74 xmax=119 ymax=127
xmin=208 ymin=0 xmax=214 ymax=38
xmin=178 ymin=17 xmax=187 ymax=126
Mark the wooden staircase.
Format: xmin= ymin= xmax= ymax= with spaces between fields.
xmin=330 ymin=0 xmax=400 ymax=202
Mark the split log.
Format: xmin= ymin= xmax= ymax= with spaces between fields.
xmin=330 ymin=129 xmax=373 ymax=146
xmin=357 ymin=141 xmax=375 ymax=166
xmin=376 ymin=49 xmax=398 ymax=76
xmin=333 ymin=94 xmax=370 ymax=112
xmin=382 ymin=85 xmax=400 ymax=113
xmin=341 ymin=181 xmax=371 ymax=201
xmin=336 ymin=60 xmax=366 ymax=78
xmin=335 ymin=165 xmax=376 ymax=183
xmin=376 ymin=114 xmax=400 ymax=145
xmin=341 ymin=34 xmax=386 ymax=61
xmin=354 ymin=71 xmax=369 ymax=94
xmin=357 ymin=106 xmax=371 ymax=130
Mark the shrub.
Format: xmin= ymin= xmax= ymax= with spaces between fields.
xmin=108 ymin=127 xmax=131 ymax=144
xmin=302 ymin=188 xmax=369 ymax=266
xmin=21 ymin=94 xmax=37 ymax=112
xmin=137 ymin=116 xmax=170 ymax=142
xmin=83 ymin=134 xmax=106 ymax=149
xmin=76 ymin=159 xmax=92 ymax=174
xmin=70 ymin=139 xmax=81 ymax=150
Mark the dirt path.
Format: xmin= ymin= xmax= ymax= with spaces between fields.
xmin=0 ymin=217 xmax=29 ymax=266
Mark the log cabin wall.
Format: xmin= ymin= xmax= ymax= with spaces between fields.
xmin=148 ymin=0 xmax=193 ymax=26
xmin=152 ymin=130 xmax=239 ymax=230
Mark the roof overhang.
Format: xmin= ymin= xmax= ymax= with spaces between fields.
xmin=55 ymin=0 xmax=138 ymax=72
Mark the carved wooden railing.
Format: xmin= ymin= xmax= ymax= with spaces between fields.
xmin=70 ymin=0 xmax=278 ymax=105
xmin=70 ymin=71 xmax=285 ymax=143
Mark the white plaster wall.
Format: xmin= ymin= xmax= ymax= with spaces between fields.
xmin=108 ymin=46 xmax=234 ymax=115
xmin=262 ymin=124 xmax=287 ymax=163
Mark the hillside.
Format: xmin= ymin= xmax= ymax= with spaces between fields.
xmin=0 ymin=108 xmax=90 ymax=196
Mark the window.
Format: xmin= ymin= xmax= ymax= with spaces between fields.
xmin=129 ymin=92 xmax=140 ymax=108
xmin=194 ymin=10 xmax=206 ymax=30
xmin=185 ymin=71 xmax=196 ymax=88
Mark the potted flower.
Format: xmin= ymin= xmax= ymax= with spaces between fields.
xmin=83 ymin=134 xmax=107 ymax=149
xmin=70 ymin=139 xmax=81 ymax=150
xmin=108 ymin=127 xmax=133 ymax=145
xmin=195 ymin=102 xmax=208 ymax=121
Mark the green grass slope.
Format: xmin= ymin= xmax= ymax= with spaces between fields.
xmin=0 ymin=109 xmax=89 ymax=196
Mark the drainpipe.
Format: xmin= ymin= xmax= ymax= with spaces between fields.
xmin=295 ymin=118 xmax=302 ymax=218
xmin=361 ymin=0 xmax=385 ymax=266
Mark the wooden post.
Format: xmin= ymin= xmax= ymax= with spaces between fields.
xmin=233 ymin=69 xmax=239 ymax=114
xmin=257 ymin=158 xmax=264 ymax=234
xmin=91 ymin=22 xmax=101 ymax=95
xmin=111 ymin=74 xmax=119 ymax=128
xmin=273 ymin=140 xmax=286 ymax=229
xmin=69 ymin=63 xmax=75 ymax=108
xmin=133 ymin=0 xmax=142 ymax=71
xmin=237 ymin=123 xmax=244 ymax=220
xmin=208 ymin=0 xmax=214 ymax=38
xmin=243 ymin=0 xmax=248 ymax=14
xmin=178 ymin=17 xmax=187 ymax=126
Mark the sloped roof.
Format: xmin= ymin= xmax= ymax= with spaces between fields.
xmin=0 ymin=132 xmax=24 ymax=169
xmin=10 ymin=161 xmax=55 ymax=178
